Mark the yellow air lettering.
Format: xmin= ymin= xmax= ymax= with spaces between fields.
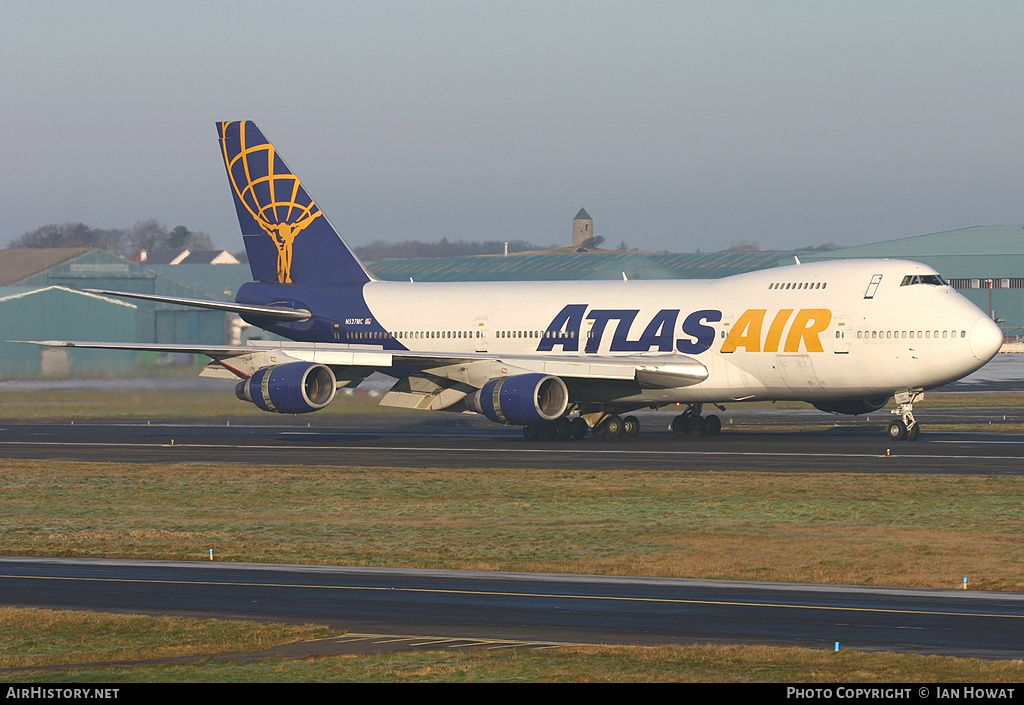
xmin=783 ymin=309 xmax=832 ymax=352
xmin=721 ymin=309 xmax=765 ymax=353
xmin=763 ymin=309 xmax=794 ymax=353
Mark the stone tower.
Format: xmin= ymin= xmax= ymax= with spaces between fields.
xmin=572 ymin=208 xmax=593 ymax=249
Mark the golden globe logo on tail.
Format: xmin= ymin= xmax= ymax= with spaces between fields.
xmin=219 ymin=121 xmax=322 ymax=283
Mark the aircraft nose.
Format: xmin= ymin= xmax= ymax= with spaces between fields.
xmin=970 ymin=316 xmax=1003 ymax=361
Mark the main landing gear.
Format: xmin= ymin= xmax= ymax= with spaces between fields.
xmin=670 ymin=403 xmax=722 ymax=437
xmin=521 ymin=412 xmax=640 ymax=441
xmin=888 ymin=389 xmax=923 ymax=442
xmin=521 ymin=416 xmax=589 ymax=441
xmin=592 ymin=414 xmax=640 ymax=438
xmin=521 ymin=404 xmax=725 ymax=441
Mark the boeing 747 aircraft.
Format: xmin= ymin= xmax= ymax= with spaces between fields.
xmin=24 ymin=122 xmax=1004 ymax=441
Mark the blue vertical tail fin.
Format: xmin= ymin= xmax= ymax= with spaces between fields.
xmin=217 ymin=121 xmax=373 ymax=285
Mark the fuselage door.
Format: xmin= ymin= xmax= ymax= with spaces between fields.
xmin=717 ymin=315 xmax=735 ymax=351
xmin=863 ymin=274 xmax=883 ymax=299
xmin=833 ymin=316 xmax=850 ymax=354
xmin=475 ymin=317 xmax=488 ymax=353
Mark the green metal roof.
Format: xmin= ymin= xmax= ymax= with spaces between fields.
xmin=792 ymin=226 xmax=1024 ymax=280
xmin=366 ymin=250 xmax=792 ymax=282
xmin=802 ymin=226 xmax=1024 ymax=259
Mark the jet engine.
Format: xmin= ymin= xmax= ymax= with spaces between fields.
xmin=466 ymin=373 xmax=569 ymax=425
xmin=811 ymin=396 xmax=889 ymax=415
xmin=236 ymin=362 xmax=337 ymax=414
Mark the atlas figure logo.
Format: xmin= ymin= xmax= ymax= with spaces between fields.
xmin=538 ymin=305 xmax=833 ymax=354
xmin=220 ymin=121 xmax=323 ymax=283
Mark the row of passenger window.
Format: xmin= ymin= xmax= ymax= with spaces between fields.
xmin=857 ymin=329 xmax=966 ymax=340
xmin=768 ymin=281 xmax=828 ymax=290
xmin=495 ymin=330 xmax=575 ymax=339
xmin=348 ymin=327 xmax=968 ymax=343
xmin=345 ymin=330 xmax=481 ymax=340
xmin=344 ymin=329 xmax=578 ymax=341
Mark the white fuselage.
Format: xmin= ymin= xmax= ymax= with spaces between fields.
xmin=352 ymin=259 xmax=1002 ymax=405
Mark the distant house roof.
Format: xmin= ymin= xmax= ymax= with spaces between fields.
xmin=138 ymin=248 xmax=191 ymax=265
xmin=138 ymin=249 xmax=240 ymax=265
xmin=180 ymin=250 xmax=240 ymax=265
xmin=0 ymin=248 xmax=94 ymax=286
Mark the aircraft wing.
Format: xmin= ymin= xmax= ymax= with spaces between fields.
xmin=12 ymin=339 xmax=708 ymax=406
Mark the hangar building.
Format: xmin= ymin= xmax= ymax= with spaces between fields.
xmin=796 ymin=226 xmax=1024 ymax=339
xmin=0 ymin=248 xmax=233 ymax=376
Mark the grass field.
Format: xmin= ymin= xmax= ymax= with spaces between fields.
xmin=2 ymin=460 xmax=1023 ymax=589
xmin=2 ymin=386 xmax=1023 ymax=681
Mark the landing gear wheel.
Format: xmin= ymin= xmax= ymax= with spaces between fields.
xmin=888 ymin=420 xmax=907 ymax=441
xmin=623 ymin=415 xmax=640 ymax=437
xmin=672 ymin=413 xmax=708 ymax=437
xmin=907 ymin=423 xmax=921 ymax=441
xmin=603 ymin=415 xmax=624 ymax=438
xmin=703 ymin=414 xmax=722 ymax=436
xmin=888 ymin=420 xmax=908 ymax=441
xmin=553 ymin=418 xmax=572 ymax=441
xmin=523 ymin=424 xmax=541 ymax=441
xmin=570 ymin=417 xmax=590 ymax=440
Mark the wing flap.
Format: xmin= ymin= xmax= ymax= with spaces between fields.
xmin=379 ymin=373 xmax=474 ymax=411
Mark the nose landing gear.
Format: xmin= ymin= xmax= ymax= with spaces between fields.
xmin=888 ymin=389 xmax=923 ymax=441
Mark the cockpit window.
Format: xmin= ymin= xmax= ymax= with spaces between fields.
xmin=900 ymin=274 xmax=948 ymax=287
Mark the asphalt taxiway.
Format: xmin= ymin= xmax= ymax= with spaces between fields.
xmin=1 ymin=405 xmax=1023 ymax=473
xmin=3 ymin=556 xmax=1024 ymax=659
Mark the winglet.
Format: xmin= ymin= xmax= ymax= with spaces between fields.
xmin=217 ymin=121 xmax=373 ymax=286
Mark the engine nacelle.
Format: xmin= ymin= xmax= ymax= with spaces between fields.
xmin=811 ymin=396 xmax=889 ymax=415
xmin=236 ymin=362 xmax=337 ymax=414
xmin=466 ymin=373 xmax=569 ymax=425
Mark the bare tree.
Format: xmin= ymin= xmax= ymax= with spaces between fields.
xmin=126 ymin=221 xmax=215 ymax=254
xmin=125 ymin=220 xmax=169 ymax=253
xmin=7 ymin=223 xmax=126 ymax=252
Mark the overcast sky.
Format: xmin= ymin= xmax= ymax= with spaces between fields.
xmin=1 ymin=1 xmax=1022 ymax=254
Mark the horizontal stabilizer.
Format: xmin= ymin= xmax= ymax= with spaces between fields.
xmin=84 ymin=289 xmax=312 ymax=321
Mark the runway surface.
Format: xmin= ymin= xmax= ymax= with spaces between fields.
xmin=3 ymin=556 xmax=1024 ymax=659
xmin=1 ymin=405 xmax=1023 ymax=473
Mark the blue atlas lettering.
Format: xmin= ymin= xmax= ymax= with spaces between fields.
xmin=585 ymin=310 xmax=638 ymax=353
xmin=537 ymin=304 xmax=587 ymax=352
xmin=677 ymin=309 xmax=722 ymax=354
xmin=613 ymin=309 xmax=679 ymax=352
xmin=538 ymin=305 xmax=723 ymax=354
